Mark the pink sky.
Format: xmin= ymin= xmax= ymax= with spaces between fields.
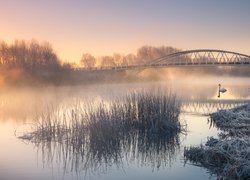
xmin=1 ymin=0 xmax=250 ymax=63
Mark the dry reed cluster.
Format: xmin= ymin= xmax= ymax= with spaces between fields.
xmin=19 ymin=90 xmax=185 ymax=175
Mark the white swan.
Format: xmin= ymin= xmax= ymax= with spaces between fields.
xmin=218 ymin=84 xmax=227 ymax=98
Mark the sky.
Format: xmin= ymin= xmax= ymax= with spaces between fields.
xmin=1 ymin=0 xmax=250 ymax=63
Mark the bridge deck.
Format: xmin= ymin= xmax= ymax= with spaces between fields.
xmin=76 ymin=61 xmax=250 ymax=72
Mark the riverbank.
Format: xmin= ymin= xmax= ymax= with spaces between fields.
xmin=184 ymin=103 xmax=250 ymax=179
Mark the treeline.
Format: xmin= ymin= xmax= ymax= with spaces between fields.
xmin=0 ymin=39 xmax=179 ymax=71
xmin=0 ymin=40 xmax=74 ymax=85
xmin=80 ymin=46 xmax=179 ymax=68
xmin=0 ymin=39 xmax=249 ymax=86
xmin=0 ymin=40 xmax=181 ymax=85
xmin=0 ymin=40 xmax=61 ymax=70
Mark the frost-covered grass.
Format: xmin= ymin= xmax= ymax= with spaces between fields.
xmin=210 ymin=104 xmax=250 ymax=136
xmin=184 ymin=104 xmax=250 ymax=180
xmin=18 ymin=90 xmax=185 ymax=174
xmin=185 ymin=137 xmax=250 ymax=179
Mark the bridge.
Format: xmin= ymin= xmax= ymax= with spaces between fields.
xmin=76 ymin=49 xmax=250 ymax=71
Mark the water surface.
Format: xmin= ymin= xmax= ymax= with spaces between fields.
xmin=0 ymin=77 xmax=249 ymax=180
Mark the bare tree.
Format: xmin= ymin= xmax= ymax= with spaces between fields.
xmin=125 ymin=53 xmax=137 ymax=65
xmin=100 ymin=56 xmax=115 ymax=67
xmin=0 ymin=41 xmax=9 ymax=65
xmin=136 ymin=46 xmax=179 ymax=64
xmin=80 ymin=53 xmax=96 ymax=68
xmin=113 ymin=53 xmax=123 ymax=66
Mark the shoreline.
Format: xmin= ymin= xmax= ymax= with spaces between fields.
xmin=184 ymin=103 xmax=250 ymax=179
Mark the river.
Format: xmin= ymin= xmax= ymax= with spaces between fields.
xmin=0 ymin=77 xmax=249 ymax=180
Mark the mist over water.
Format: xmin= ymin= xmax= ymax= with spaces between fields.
xmin=1 ymin=75 xmax=249 ymax=121
xmin=0 ymin=75 xmax=248 ymax=123
xmin=0 ymin=75 xmax=249 ymax=180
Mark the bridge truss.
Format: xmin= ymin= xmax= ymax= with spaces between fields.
xmin=148 ymin=49 xmax=250 ymax=67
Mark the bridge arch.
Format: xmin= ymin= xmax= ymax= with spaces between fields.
xmin=148 ymin=49 xmax=250 ymax=66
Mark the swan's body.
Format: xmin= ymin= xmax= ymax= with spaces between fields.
xmin=219 ymin=88 xmax=227 ymax=93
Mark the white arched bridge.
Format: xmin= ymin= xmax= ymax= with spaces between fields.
xmin=77 ymin=49 xmax=250 ymax=71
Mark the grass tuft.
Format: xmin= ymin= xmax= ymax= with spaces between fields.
xmin=19 ymin=90 xmax=185 ymax=174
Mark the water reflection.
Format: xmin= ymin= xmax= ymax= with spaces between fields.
xmin=18 ymin=91 xmax=184 ymax=178
xmin=1 ymin=79 xmax=250 ymax=179
xmin=23 ymin=123 xmax=182 ymax=178
xmin=182 ymin=100 xmax=250 ymax=115
xmin=0 ymin=80 xmax=249 ymax=123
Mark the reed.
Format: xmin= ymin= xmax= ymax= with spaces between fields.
xmin=19 ymin=90 xmax=184 ymax=175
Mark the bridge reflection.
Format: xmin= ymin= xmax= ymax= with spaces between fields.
xmin=182 ymin=99 xmax=250 ymax=115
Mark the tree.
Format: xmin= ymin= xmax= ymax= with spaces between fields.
xmin=136 ymin=46 xmax=179 ymax=64
xmin=40 ymin=42 xmax=60 ymax=69
xmin=137 ymin=46 xmax=152 ymax=64
xmin=80 ymin=53 xmax=96 ymax=68
xmin=113 ymin=53 xmax=123 ymax=66
xmin=100 ymin=56 xmax=115 ymax=67
xmin=125 ymin=53 xmax=137 ymax=65
xmin=0 ymin=41 xmax=9 ymax=65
